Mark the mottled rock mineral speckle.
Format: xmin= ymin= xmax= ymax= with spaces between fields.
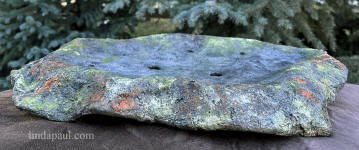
xmin=10 ymin=33 xmax=347 ymax=136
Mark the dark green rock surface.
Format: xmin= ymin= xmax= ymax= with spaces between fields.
xmin=10 ymin=34 xmax=347 ymax=136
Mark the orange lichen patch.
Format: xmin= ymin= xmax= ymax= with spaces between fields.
xmin=112 ymin=94 xmax=137 ymax=112
xmin=36 ymin=76 xmax=60 ymax=94
xmin=308 ymin=53 xmax=331 ymax=64
xmin=320 ymin=53 xmax=331 ymax=58
xmin=90 ymin=74 xmax=108 ymax=102
xmin=332 ymin=59 xmax=347 ymax=70
xmin=298 ymin=88 xmax=318 ymax=103
xmin=182 ymin=81 xmax=203 ymax=113
xmin=91 ymin=90 xmax=105 ymax=102
xmin=300 ymin=89 xmax=313 ymax=99
xmin=308 ymin=53 xmax=347 ymax=70
xmin=31 ymin=61 xmax=43 ymax=75
xmin=295 ymin=77 xmax=307 ymax=85
xmin=31 ymin=61 xmax=68 ymax=78
xmin=46 ymin=61 xmax=68 ymax=68
xmin=112 ymin=88 xmax=141 ymax=113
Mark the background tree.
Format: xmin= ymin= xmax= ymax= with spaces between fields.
xmin=0 ymin=0 xmax=358 ymax=90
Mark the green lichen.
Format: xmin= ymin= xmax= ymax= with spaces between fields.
xmin=148 ymin=76 xmax=176 ymax=89
xmin=20 ymin=95 xmax=58 ymax=112
xmin=278 ymin=46 xmax=294 ymax=54
xmin=74 ymin=51 xmax=81 ymax=56
xmin=114 ymin=76 xmax=133 ymax=82
xmin=239 ymin=94 xmax=251 ymax=104
xmin=318 ymin=78 xmax=335 ymax=100
xmin=206 ymin=38 xmax=230 ymax=47
xmin=105 ymin=77 xmax=135 ymax=100
xmin=273 ymin=111 xmax=292 ymax=133
xmin=56 ymin=38 xmax=87 ymax=53
xmin=193 ymin=112 xmax=232 ymax=130
xmin=239 ymin=38 xmax=265 ymax=50
xmin=202 ymin=85 xmax=221 ymax=107
xmin=285 ymin=63 xmax=310 ymax=74
xmin=11 ymin=69 xmax=39 ymax=93
xmin=302 ymin=48 xmax=324 ymax=59
xmin=316 ymin=63 xmax=342 ymax=77
xmin=289 ymin=80 xmax=299 ymax=88
xmin=273 ymin=85 xmax=281 ymax=89
xmin=101 ymin=56 xmax=119 ymax=63
xmin=135 ymin=34 xmax=172 ymax=50
xmin=285 ymin=66 xmax=302 ymax=73
xmin=146 ymin=96 xmax=174 ymax=120
xmin=292 ymin=100 xmax=311 ymax=117
xmin=67 ymin=77 xmax=73 ymax=82
xmin=84 ymin=69 xmax=105 ymax=75
xmin=193 ymin=114 xmax=221 ymax=130
xmin=204 ymin=36 xmax=268 ymax=56
xmin=62 ymin=92 xmax=86 ymax=113
xmin=205 ymin=37 xmax=236 ymax=56
xmin=93 ymin=38 xmax=119 ymax=48
xmin=320 ymin=78 xmax=332 ymax=87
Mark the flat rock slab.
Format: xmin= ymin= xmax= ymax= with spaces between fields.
xmin=10 ymin=34 xmax=347 ymax=136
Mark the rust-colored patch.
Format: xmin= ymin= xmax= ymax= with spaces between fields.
xmin=295 ymin=77 xmax=307 ymax=85
xmin=112 ymin=89 xmax=140 ymax=113
xmin=112 ymin=98 xmax=136 ymax=112
xmin=332 ymin=59 xmax=347 ymax=70
xmin=91 ymin=90 xmax=105 ymax=102
xmin=308 ymin=53 xmax=331 ymax=64
xmin=176 ymin=80 xmax=203 ymax=116
xmin=300 ymin=89 xmax=313 ymax=99
xmin=308 ymin=53 xmax=347 ymax=70
xmin=46 ymin=61 xmax=68 ymax=68
xmin=298 ymin=88 xmax=318 ymax=103
xmin=31 ymin=61 xmax=69 ymax=79
xmin=36 ymin=76 xmax=59 ymax=94
xmin=31 ymin=61 xmax=42 ymax=75
xmin=90 ymin=74 xmax=108 ymax=102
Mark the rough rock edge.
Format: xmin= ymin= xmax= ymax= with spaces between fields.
xmin=10 ymin=34 xmax=348 ymax=136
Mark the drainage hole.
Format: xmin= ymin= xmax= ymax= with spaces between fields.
xmin=240 ymin=52 xmax=246 ymax=55
xmin=148 ymin=66 xmax=161 ymax=70
xmin=210 ymin=73 xmax=223 ymax=77
xmin=187 ymin=49 xmax=194 ymax=53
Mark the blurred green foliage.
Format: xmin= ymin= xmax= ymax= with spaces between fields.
xmin=338 ymin=56 xmax=359 ymax=85
xmin=0 ymin=0 xmax=359 ymax=90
